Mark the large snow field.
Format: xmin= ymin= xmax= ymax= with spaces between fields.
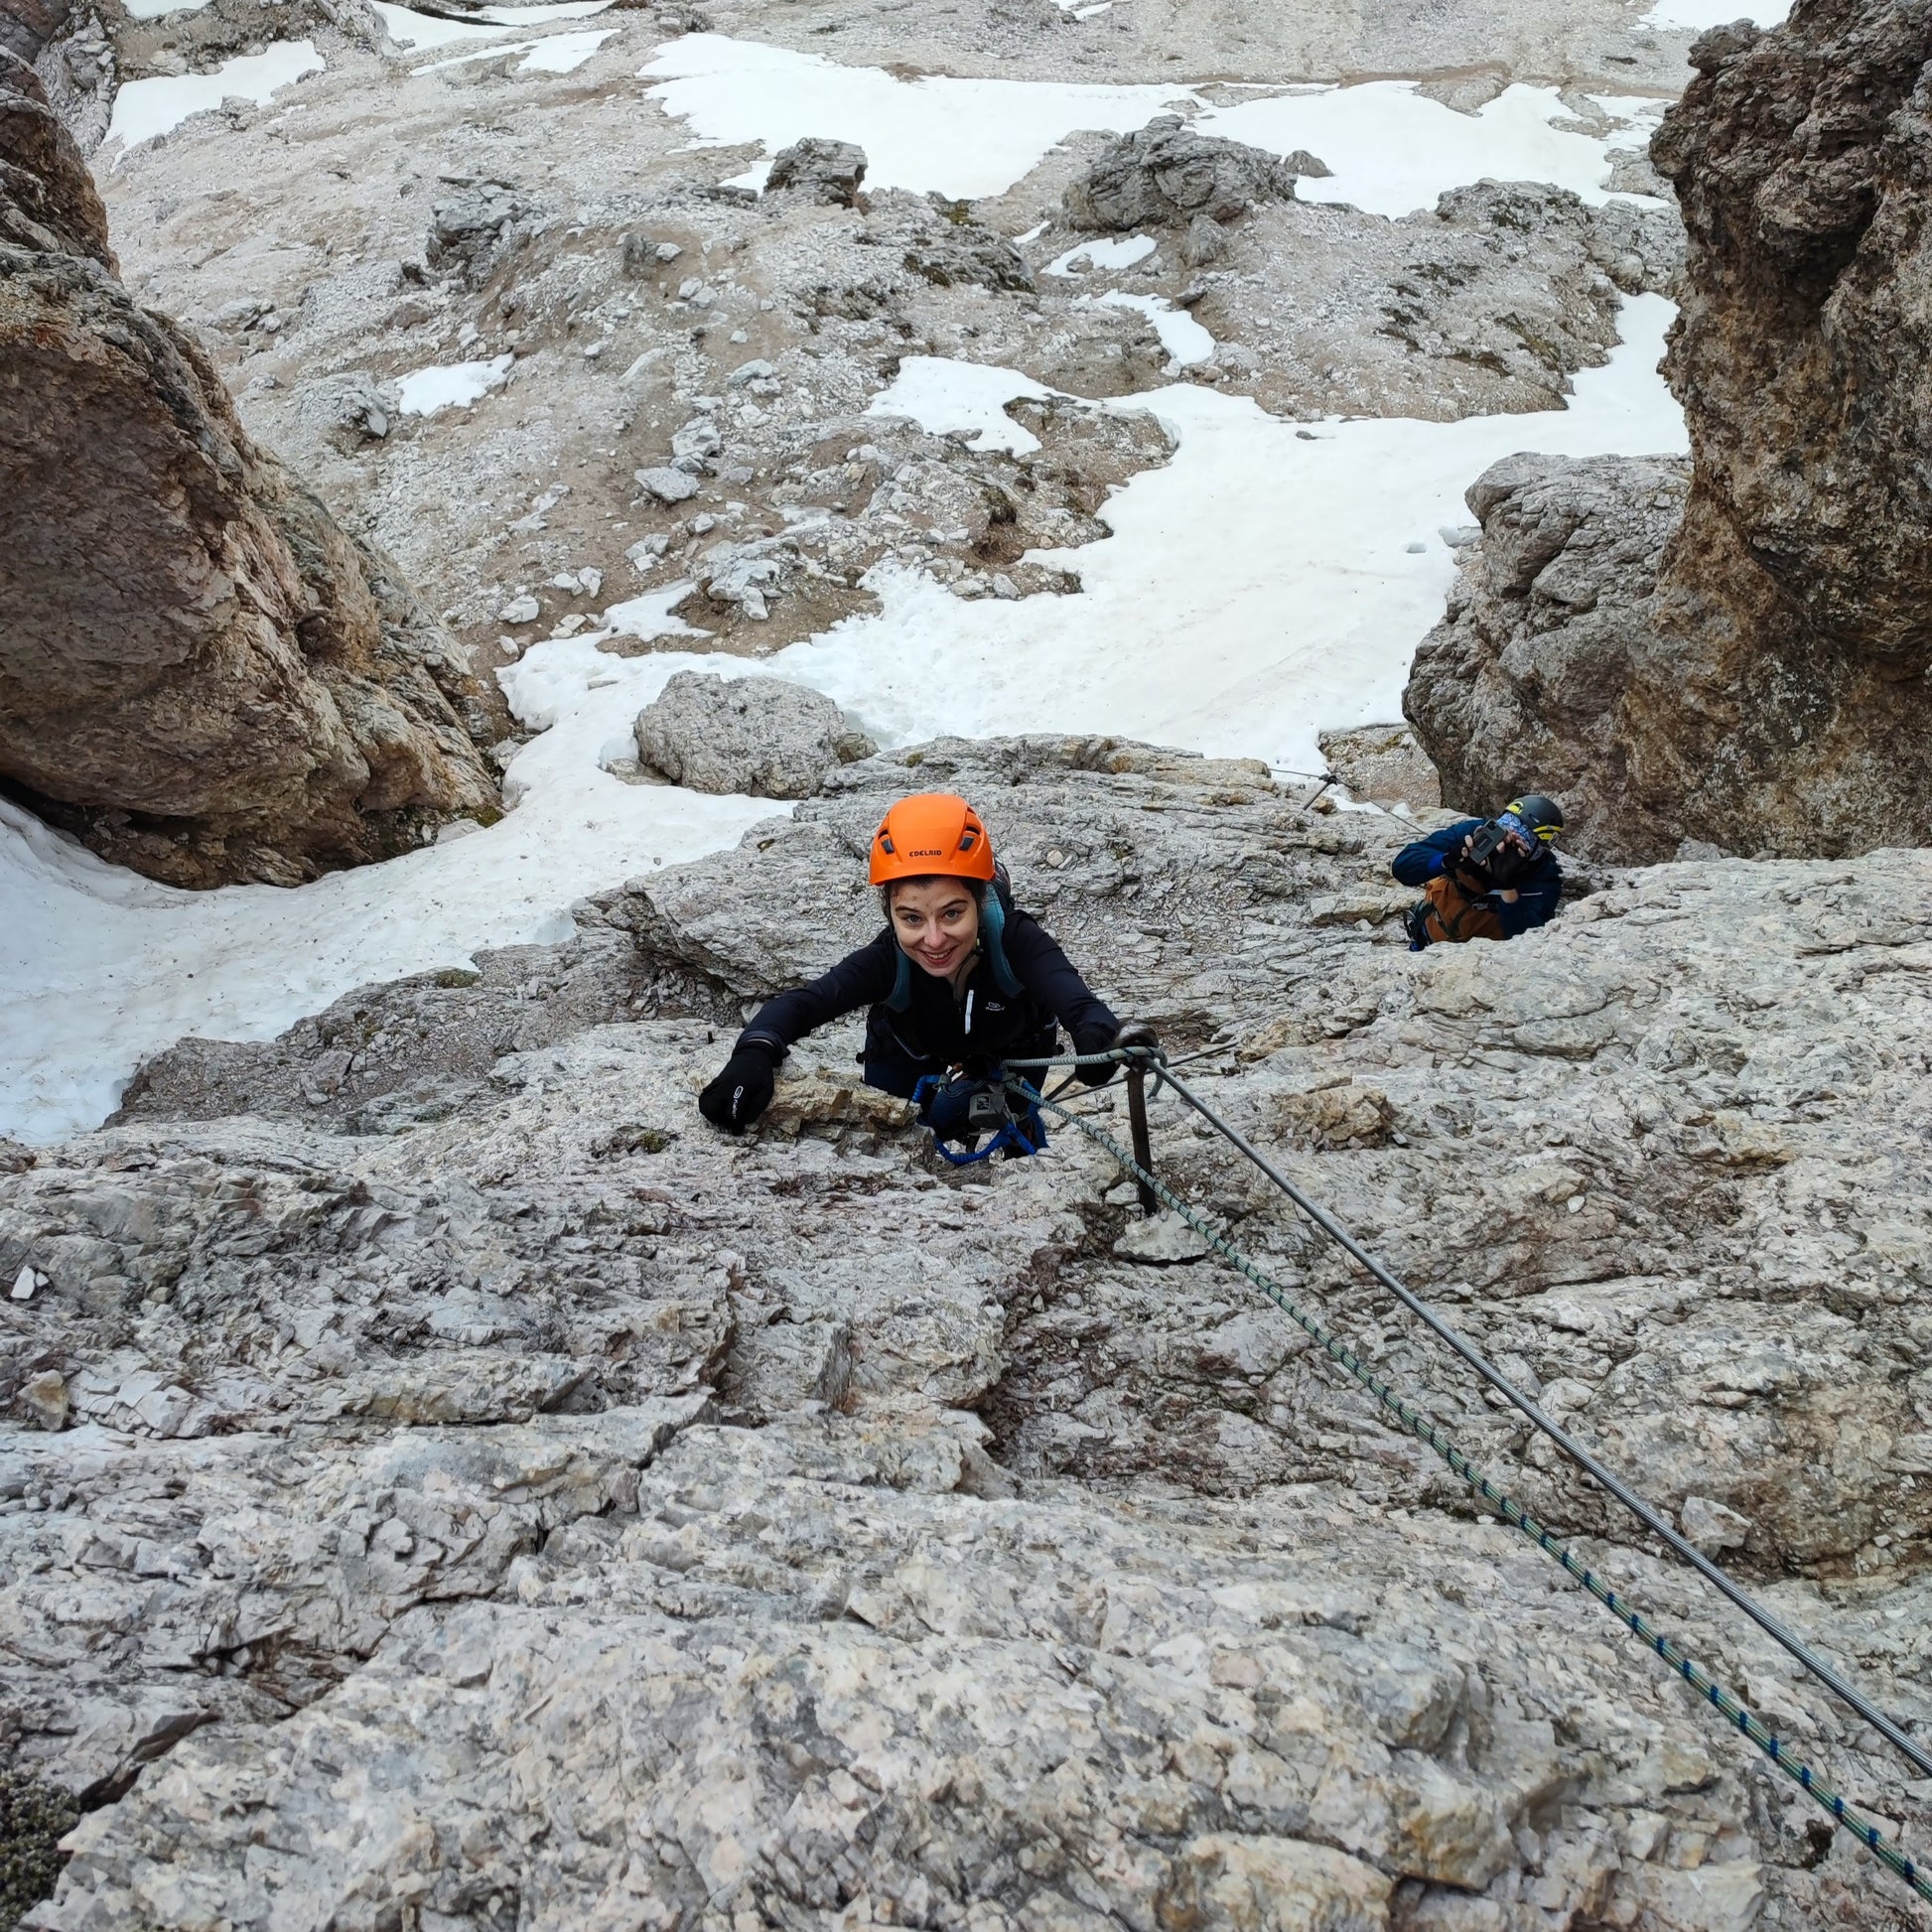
xmin=774 ymin=293 xmax=1686 ymax=769
xmin=642 ymin=35 xmax=1671 ymax=212
xmin=6 ymin=37 xmax=1695 ymax=1142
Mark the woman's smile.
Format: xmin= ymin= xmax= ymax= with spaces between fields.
xmin=913 ymin=931 xmax=966 ymax=971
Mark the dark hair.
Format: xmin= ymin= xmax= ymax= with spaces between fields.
xmin=880 ymin=876 xmax=985 ymax=917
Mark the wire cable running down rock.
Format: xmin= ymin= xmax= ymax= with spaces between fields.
xmin=1003 ymin=1049 xmax=1932 ymax=1903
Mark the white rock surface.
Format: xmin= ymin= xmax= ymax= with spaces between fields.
xmin=8 ymin=741 xmax=1932 ymax=1929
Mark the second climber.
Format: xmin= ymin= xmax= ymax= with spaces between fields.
xmin=1392 ymin=793 xmax=1565 ymax=949
xmin=698 ymin=791 xmax=1150 ymax=1134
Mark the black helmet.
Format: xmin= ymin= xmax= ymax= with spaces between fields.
xmin=1502 ymin=794 xmax=1564 ymax=845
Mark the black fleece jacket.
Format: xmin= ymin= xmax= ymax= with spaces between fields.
xmin=737 ymin=888 xmax=1118 ymax=1081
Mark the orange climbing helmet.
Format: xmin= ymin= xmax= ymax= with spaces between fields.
xmin=868 ymin=792 xmax=996 ymax=885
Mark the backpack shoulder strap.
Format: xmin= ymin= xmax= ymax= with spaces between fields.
xmin=979 ymin=883 xmax=1024 ymax=998
xmin=885 ymin=944 xmax=913 ymax=1011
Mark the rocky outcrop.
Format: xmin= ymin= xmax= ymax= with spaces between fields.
xmin=1404 ymin=454 xmax=1693 ymax=855
xmin=8 ymin=737 xmax=1932 ymax=1927
xmin=763 ymin=135 xmax=868 ymax=207
xmin=1066 ymin=114 xmax=1325 ymax=234
xmin=632 ymin=671 xmax=875 ymax=797
xmin=426 ymin=177 xmax=534 ymax=288
xmin=0 ymin=54 xmax=499 ymax=888
xmin=0 ymin=47 xmax=104 ymax=259
xmin=1316 ymin=721 xmax=1441 ymax=810
xmin=1406 ymin=0 xmax=1932 ymax=861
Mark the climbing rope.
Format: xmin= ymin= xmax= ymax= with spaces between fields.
xmin=999 ymin=1048 xmax=1932 ymax=1904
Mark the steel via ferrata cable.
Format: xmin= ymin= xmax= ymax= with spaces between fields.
xmin=998 ymin=1058 xmax=1932 ymax=1903
xmin=1003 ymin=1044 xmax=1932 ymax=1782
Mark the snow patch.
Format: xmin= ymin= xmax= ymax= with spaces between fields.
xmin=395 ymin=355 xmax=514 ymax=416
xmin=121 ymin=0 xmax=215 ymax=19
xmin=1195 ymin=79 xmax=1657 ymax=216
xmin=768 ymin=295 xmax=1687 ymax=782
xmin=374 ymin=1 xmax=517 ymax=46
xmin=516 ymin=28 xmax=616 ymax=71
xmin=1044 ymin=233 xmax=1158 ymax=278
xmin=107 ymin=41 xmax=323 ymax=148
xmin=865 ymin=356 xmax=1056 ymax=455
xmin=1092 ymin=291 xmax=1214 ymax=367
xmin=413 ymin=27 xmax=614 ymax=71
xmin=603 ymin=583 xmax=710 ymax=646
xmin=1590 ymin=94 xmax=1674 ymax=153
xmin=639 ymin=34 xmax=1193 ymax=199
xmin=479 ymin=0 xmax=616 ymax=20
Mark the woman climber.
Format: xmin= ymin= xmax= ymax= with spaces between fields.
xmin=698 ymin=791 xmax=1151 ymax=1137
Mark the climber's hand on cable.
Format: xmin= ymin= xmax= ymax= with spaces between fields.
xmin=1075 ymin=1020 xmax=1158 ymax=1086
xmin=699 ymin=1042 xmax=777 ymax=1132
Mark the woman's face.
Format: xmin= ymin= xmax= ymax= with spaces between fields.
xmin=891 ymin=878 xmax=981 ymax=979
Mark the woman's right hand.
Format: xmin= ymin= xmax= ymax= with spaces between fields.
xmin=699 ymin=1043 xmax=777 ymax=1132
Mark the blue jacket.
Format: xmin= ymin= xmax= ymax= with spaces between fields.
xmin=1391 ymin=818 xmax=1563 ymax=939
xmin=737 ymin=877 xmax=1118 ymax=1086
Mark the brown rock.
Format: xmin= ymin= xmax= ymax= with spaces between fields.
xmin=0 ymin=49 xmax=107 ymax=261
xmin=0 ymin=49 xmax=499 ymax=888
xmin=1406 ymin=0 xmax=1932 ymax=860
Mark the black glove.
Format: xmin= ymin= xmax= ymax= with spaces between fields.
xmin=1077 ymin=1020 xmax=1159 ymax=1086
xmin=699 ymin=1042 xmax=777 ymax=1132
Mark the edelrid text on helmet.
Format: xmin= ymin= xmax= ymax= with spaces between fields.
xmin=869 ymin=793 xmax=997 ymax=885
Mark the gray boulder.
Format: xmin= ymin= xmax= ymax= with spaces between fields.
xmin=633 ymin=672 xmax=874 ymax=797
xmin=1065 ymin=114 xmax=1326 ymax=232
xmin=763 ymin=137 xmax=867 ymax=207
xmin=426 ymin=179 xmax=531 ymax=286
xmin=632 ymin=465 xmax=699 ymax=504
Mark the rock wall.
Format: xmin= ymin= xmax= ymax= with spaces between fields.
xmin=0 ymin=52 xmax=498 ymax=888
xmin=1403 ymin=453 xmax=1694 ymax=860
xmin=8 ymin=738 xmax=1932 ymax=1927
xmin=1407 ymin=0 xmax=1932 ymax=861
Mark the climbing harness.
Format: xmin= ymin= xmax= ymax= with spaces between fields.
xmin=1001 ymin=1042 xmax=1932 ymax=1904
xmin=912 ymin=1071 xmax=1047 ymax=1166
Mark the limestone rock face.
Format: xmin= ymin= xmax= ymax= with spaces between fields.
xmin=1404 ymin=454 xmax=1692 ymax=857
xmin=1065 ymin=114 xmax=1327 ymax=232
xmin=1406 ymin=1 xmax=1932 ymax=860
xmin=633 ymin=671 xmax=875 ymax=798
xmin=10 ymin=738 xmax=1932 ymax=1929
xmin=1317 ymin=722 xmax=1442 ymax=810
xmin=0 ymin=56 xmax=498 ymax=888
